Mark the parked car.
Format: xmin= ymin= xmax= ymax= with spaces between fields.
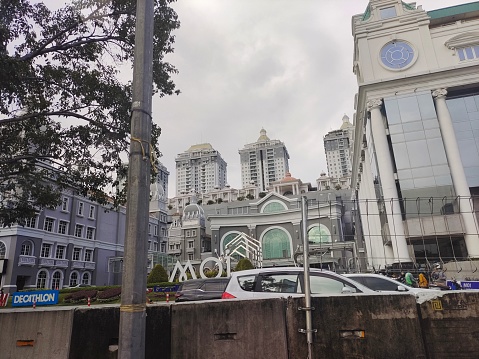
xmin=175 ymin=277 xmax=230 ymax=302
xmin=221 ymin=267 xmax=376 ymax=299
xmin=343 ymin=273 xmax=441 ymax=296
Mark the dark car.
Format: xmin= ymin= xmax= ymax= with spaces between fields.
xmin=175 ymin=277 xmax=230 ymax=302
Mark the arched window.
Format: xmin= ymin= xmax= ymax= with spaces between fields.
xmin=20 ymin=241 xmax=33 ymax=256
xmin=52 ymin=271 xmax=62 ymax=290
xmin=0 ymin=241 xmax=6 ymax=259
xmin=36 ymin=270 xmax=48 ymax=288
xmin=82 ymin=272 xmax=90 ymax=285
xmin=262 ymin=228 xmax=291 ymax=260
xmin=308 ymin=225 xmax=332 ymax=244
xmin=69 ymin=272 xmax=79 ymax=287
xmin=262 ymin=201 xmax=287 ymax=213
xmin=222 ymin=232 xmax=246 ymax=260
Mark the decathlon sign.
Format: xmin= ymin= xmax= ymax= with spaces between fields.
xmin=12 ymin=290 xmax=59 ymax=307
xmin=169 ymin=256 xmax=232 ymax=282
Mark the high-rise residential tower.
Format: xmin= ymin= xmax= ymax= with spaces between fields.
xmin=239 ymin=129 xmax=290 ymax=191
xmin=324 ymin=115 xmax=354 ymax=179
xmin=175 ymin=143 xmax=227 ymax=196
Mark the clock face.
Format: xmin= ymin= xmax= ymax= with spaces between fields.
xmin=380 ymin=41 xmax=415 ymax=69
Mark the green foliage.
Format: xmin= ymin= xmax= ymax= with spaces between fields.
xmin=207 ymin=200 xmax=214 ymax=205
xmin=335 ymin=184 xmax=342 ymax=190
xmin=197 ymin=199 xmax=202 ymax=205
xmin=246 ymin=194 xmax=254 ymax=200
xmin=237 ymin=196 xmax=245 ymax=201
xmin=259 ymin=192 xmax=267 ymax=198
xmin=235 ymin=258 xmax=254 ymax=271
xmin=216 ymin=198 xmax=223 ymax=204
xmin=147 ymin=264 xmax=168 ymax=283
xmin=0 ymin=0 xmax=180 ymax=226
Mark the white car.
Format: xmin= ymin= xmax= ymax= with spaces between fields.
xmin=343 ymin=273 xmax=441 ymax=296
xmin=221 ymin=267 xmax=377 ymax=299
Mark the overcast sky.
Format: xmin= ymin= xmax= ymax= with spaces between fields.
xmin=155 ymin=0 xmax=473 ymax=198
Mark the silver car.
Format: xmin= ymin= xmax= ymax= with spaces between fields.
xmin=343 ymin=273 xmax=441 ymax=296
xmin=221 ymin=267 xmax=376 ymax=299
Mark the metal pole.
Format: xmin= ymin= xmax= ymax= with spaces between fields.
xmin=118 ymin=0 xmax=154 ymax=358
xmin=301 ymin=196 xmax=314 ymax=359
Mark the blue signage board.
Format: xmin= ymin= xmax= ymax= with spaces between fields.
xmin=447 ymin=280 xmax=479 ymax=290
xmin=12 ymin=290 xmax=59 ymax=307
xmin=153 ymin=285 xmax=179 ymax=293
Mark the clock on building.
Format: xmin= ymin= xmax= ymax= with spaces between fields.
xmin=380 ymin=41 xmax=415 ymax=70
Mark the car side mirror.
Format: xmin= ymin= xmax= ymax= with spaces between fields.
xmin=341 ymin=287 xmax=355 ymax=294
xmin=397 ymin=285 xmax=407 ymax=292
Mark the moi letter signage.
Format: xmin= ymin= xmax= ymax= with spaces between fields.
xmin=12 ymin=290 xmax=59 ymax=307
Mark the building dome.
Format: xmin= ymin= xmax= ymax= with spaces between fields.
xmin=257 ymin=128 xmax=270 ymax=142
xmin=182 ymin=203 xmax=205 ymax=220
xmin=280 ymin=172 xmax=298 ymax=182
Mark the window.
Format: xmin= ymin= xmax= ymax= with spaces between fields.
xmin=55 ymin=245 xmax=66 ymax=259
xmin=40 ymin=243 xmax=51 ymax=258
xmin=262 ymin=201 xmax=287 ymax=213
xmin=36 ymin=270 xmax=48 ymax=288
xmin=188 ymin=253 xmax=194 ymax=260
xmin=237 ymin=275 xmax=257 ymax=292
xmin=188 ymin=241 xmax=194 ymax=249
xmin=73 ymin=248 xmax=81 ymax=261
xmin=21 ymin=241 xmax=32 ymax=256
xmin=25 ymin=217 xmax=36 ymax=228
xmin=58 ymin=220 xmax=68 ymax=235
xmin=61 ymin=197 xmax=69 ymax=212
xmin=176 ymin=244 xmax=180 ymax=250
xmin=84 ymin=249 xmax=93 ymax=262
xmin=308 ymin=225 xmax=332 ymax=244
xmin=262 ymin=228 xmax=291 ymax=260
xmin=309 ymin=274 xmax=358 ymax=294
xmin=149 ymin=224 xmax=152 ymax=234
xmin=44 ymin=217 xmax=54 ymax=232
xmin=0 ymin=241 xmax=6 ymax=259
xmin=380 ymin=6 xmax=396 ymax=19
xmin=192 ymin=230 xmax=196 ymax=237
xmin=82 ymin=272 xmax=90 ymax=285
xmin=154 ymin=225 xmax=158 ymax=236
xmin=69 ymin=272 xmax=79 ymax=287
xmin=259 ymin=273 xmax=301 ymax=293
xmin=186 ymin=230 xmax=191 ymax=237
xmin=86 ymin=227 xmax=95 ymax=240
xmin=75 ymin=224 xmax=83 ymax=238
xmin=52 ymin=271 xmax=62 ymax=290
xmin=78 ymin=202 xmax=84 ymax=216
xmin=88 ymin=205 xmax=95 ymax=219
xmin=457 ymin=45 xmax=479 ymax=61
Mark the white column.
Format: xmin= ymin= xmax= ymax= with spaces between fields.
xmin=433 ymin=89 xmax=479 ymax=257
xmin=360 ymin=149 xmax=393 ymax=268
xmin=367 ymin=99 xmax=411 ymax=263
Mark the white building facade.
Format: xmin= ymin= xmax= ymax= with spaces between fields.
xmin=175 ymin=143 xmax=227 ymax=196
xmin=324 ymin=115 xmax=354 ymax=180
xmin=351 ymin=0 xmax=479 ymax=272
xmin=239 ymin=129 xmax=290 ymax=191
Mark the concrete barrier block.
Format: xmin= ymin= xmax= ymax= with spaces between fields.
xmin=286 ymin=295 xmax=427 ymax=359
xmin=0 ymin=309 xmax=74 ymax=359
xmin=418 ymin=292 xmax=479 ymax=359
xmin=171 ymin=299 xmax=288 ymax=359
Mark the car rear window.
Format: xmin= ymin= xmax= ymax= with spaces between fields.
xmin=237 ymin=275 xmax=256 ymax=292
xmin=359 ymin=276 xmax=403 ymax=291
xmin=309 ymin=275 xmax=358 ymax=294
xmin=180 ymin=281 xmax=203 ymax=290
xmin=203 ymin=281 xmax=228 ymax=291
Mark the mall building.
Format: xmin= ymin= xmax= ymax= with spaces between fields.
xmin=351 ymin=1 xmax=479 ymax=272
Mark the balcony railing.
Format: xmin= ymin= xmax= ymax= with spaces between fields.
xmin=85 ymin=262 xmax=96 ymax=270
xmin=38 ymin=258 xmax=54 ymax=267
xmin=18 ymin=255 xmax=36 ymax=266
xmin=55 ymin=259 xmax=69 ymax=268
xmin=71 ymin=261 xmax=85 ymax=269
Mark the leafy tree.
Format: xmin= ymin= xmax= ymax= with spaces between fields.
xmin=206 ymin=200 xmax=214 ymax=205
xmin=235 ymin=258 xmax=254 ymax=271
xmin=216 ymin=198 xmax=223 ymax=204
xmin=236 ymin=196 xmax=244 ymax=201
xmin=246 ymin=194 xmax=254 ymax=200
xmin=147 ymin=264 xmax=168 ymax=283
xmin=0 ymin=0 xmax=180 ymax=226
xmin=258 ymin=192 xmax=267 ymax=198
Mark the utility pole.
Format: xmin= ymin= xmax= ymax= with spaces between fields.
xmin=118 ymin=0 xmax=154 ymax=358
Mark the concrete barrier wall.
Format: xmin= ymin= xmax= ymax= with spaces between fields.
xmin=418 ymin=292 xmax=479 ymax=359
xmin=1 ymin=293 xmax=479 ymax=358
xmin=0 ymin=309 xmax=74 ymax=359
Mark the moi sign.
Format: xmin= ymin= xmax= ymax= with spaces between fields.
xmin=169 ymin=256 xmax=232 ymax=282
xmin=12 ymin=290 xmax=59 ymax=307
